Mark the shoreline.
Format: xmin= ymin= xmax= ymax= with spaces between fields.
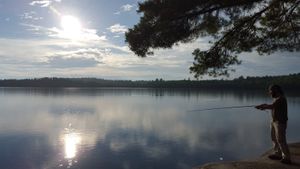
xmin=196 ymin=142 xmax=300 ymax=169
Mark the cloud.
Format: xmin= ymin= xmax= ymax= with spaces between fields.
xmin=48 ymin=48 xmax=110 ymax=61
xmin=107 ymin=24 xmax=127 ymax=34
xmin=114 ymin=11 xmax=121 ymax=15
xmin=48 ymin=27 xmax=107 ymax=41
xmin=121 ymin=4 xmax=135 ymax=12
xmin=0 ymin=34 xmax=217 ymax=80
xmin=29 ymin=1 xmax=51 ymax=7
xmin=1 ymin=30 xmax=300 ymax=80
xmin=0 ymin=35 xmax=113 ymax=70
xmin=114 ymin=4 xmax=136 ymax=15
xmin=42 ymin=47 xmax=111 ymax=68
xmin=20 ymin=11 xmax=43 ymax=21
xmin=21 ymin=23 xmax=107 ymax=42
xmin=46 ymin=56 xmax=101 ymax=68
xmin=0 ymin=35 xmax=194 ymax=79
xmin=29 ymin=0 xmax=62 ymax=7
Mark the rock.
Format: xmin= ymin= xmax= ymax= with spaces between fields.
xmin=195 ymin=142 xmax=300 ymax=169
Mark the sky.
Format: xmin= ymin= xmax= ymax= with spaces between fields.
xmin=0 ymin=0 xmax=299 ymax=80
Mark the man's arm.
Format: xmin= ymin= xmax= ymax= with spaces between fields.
xmin=255 ymin=103 xmax=273 ymax=110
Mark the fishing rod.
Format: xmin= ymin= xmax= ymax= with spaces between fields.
xmin=188 ymin=105 xmax=257 ymax=112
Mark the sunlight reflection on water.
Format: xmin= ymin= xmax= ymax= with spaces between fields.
xmin=60 ymin=124 xmax=82 ymax=168
xmin=64 ymin=132 xmax=81 ymax=159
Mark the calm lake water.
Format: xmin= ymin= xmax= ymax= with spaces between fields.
xmin=0 ymin=88 xmax=299 ymax=169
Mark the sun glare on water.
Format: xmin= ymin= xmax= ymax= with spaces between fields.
xmin=64 ymin=132 xmax=81 ymax=159
xmin=60 ymin=15 xmax=82 ymax=39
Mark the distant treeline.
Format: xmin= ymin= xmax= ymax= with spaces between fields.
xmin=0 ymin=73 xmax=300 ymax=90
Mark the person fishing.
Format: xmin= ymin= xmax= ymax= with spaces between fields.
xmin=255 ymin=84 xmax=291 ymax=164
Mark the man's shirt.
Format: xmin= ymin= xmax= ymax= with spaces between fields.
xmin=272 ymin=96 xmax=288 ymax=123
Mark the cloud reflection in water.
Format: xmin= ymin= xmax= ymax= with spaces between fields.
xmin=0 ymin=88 xmax=299 ymax=169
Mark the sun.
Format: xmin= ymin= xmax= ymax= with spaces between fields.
xmin=60 ymin=15 xmax=82 ymax=39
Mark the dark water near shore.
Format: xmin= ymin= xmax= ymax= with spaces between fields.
xmin=0 ymin=88 xmax=299 ymax=169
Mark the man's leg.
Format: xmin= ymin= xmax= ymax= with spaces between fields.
xmin=271 ymin=122 xmax=281 ymax=155
xmin=274 ymin=122 xmax=291 ymax=163
xmin=268 ymin=122 xmax=282 ymax=160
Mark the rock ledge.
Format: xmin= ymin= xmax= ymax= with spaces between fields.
xmin=196 ymin=143 xmax=300 ymax=169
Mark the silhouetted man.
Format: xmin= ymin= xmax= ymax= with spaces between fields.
xmin=255 ymin=84 xmax=291 ymax=164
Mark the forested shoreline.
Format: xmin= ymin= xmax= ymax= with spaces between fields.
xmin=0 ymin=73 xmax=300 ymax=90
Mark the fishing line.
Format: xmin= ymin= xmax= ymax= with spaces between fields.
xmin=188 ymin=105 xmax=257 ymax=112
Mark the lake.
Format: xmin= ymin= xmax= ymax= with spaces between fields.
xmin=0 ymin=88 xmax=299 ymax=169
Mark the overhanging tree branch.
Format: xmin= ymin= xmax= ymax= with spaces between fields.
xmin=125 ymin=0 xmax=300 ymax=78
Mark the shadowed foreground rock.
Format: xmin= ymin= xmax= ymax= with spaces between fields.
xmin=195 ymin=143 xmax=300 ymax=169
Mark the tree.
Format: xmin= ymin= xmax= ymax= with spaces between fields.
xmin=125 ymin=0 xmax=300 ymax=78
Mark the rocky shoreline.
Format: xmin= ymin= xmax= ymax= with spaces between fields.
xmin=196 ymin=142 xmax=300 ymax=169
